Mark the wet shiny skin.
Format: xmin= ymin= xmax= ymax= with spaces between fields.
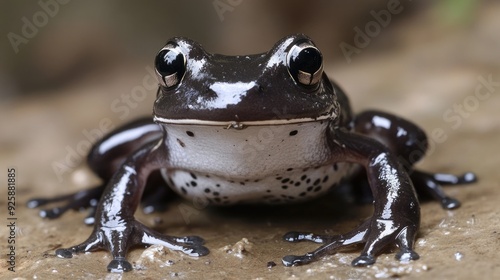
xmin=28 ymin=34 xmax=476 ymax=272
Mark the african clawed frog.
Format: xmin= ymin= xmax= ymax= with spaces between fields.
xmin=29 ymin=34 xmax=476 ymax=272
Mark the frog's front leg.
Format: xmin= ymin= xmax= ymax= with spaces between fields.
xmin=55 ymin=140 xmax=208 ymax=272
xmin=283 ymin=129 xmax=420 ymax=266
xmin=353 ymin=110 xmax=476 ymax=209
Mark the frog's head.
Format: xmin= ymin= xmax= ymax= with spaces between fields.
xmin=153 ymin=34 xmax=340 ymax=128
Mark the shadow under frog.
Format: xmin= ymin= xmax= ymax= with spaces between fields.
xmin=28 ymin=34 xmax=476 ymax=272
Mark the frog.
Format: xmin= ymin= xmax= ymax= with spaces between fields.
xmin=28 ymin=34 xmax=476 ymax=272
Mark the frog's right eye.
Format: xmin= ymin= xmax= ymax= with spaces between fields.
xmin=286 ymin=40 xmax=323 ymax=87
xmin=155 ymin=43 xmax=186 ymax=89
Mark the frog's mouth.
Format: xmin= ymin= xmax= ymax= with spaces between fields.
xmin=153 ymin=113 xmax=335 ymax=130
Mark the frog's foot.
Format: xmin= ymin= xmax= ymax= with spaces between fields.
xmin=27 ymin=185 xmax=104 ymax=224
xmin=55 ymin=219 xmax=208 ymax=272
xmin=282 ymin=219 xmax=419 ymax=267
xmin=411 ymin=170 xmax=477 ymax=209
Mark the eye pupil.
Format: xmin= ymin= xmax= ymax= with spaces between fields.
xmin=155 ymin=46 xmax=186 ymax=88
xmin=291 ymin=48 xmax=322 ymax=75
xmin=287 ymin=42 xmax=323 ymax=86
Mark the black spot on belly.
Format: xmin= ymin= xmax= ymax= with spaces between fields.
xmin=190 ymin=181 xmax=197 ymax=187
xmin=282 ymin=185 xmax=288 ymax=189
xmin=322 ymin=175 xmax=329 ymax=183
xmin=333 ymin=163 xmax=339 ymax=171
xmin=181 ymin=187 xmax=187 ymax=195
xmin=313 ymin=179 xmax=321 ymax=186
xmin=186 ymin=131 xmax=194 ymax=137
xmin=289 ymin=130 xmax=298 ymax=136
xmin=176 ymin=138 xmax=186 ymax=147
xmin=281 ymin=178 xmax=290 ymax=183
xmin=204 ymin=188 xmax=211 ymax=193
xmin=190 ymin=172 xmax=197 ymax=179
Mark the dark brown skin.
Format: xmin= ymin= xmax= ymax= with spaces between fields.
xmin=28 ymin=35 xmax=476 ymax=272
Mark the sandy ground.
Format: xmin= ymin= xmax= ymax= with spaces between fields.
xmin=1 ymin=2 xmax=500 ymax=280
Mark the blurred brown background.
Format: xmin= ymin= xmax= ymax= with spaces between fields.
xmin=1 ymin=0 xmax=499 ymax=279
xmin=0 ymin=0 xmax=481 ymax=93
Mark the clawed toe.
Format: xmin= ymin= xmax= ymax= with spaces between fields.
xmin=441 ymin=197 xmax=461 ymax=209
xmin=55 ymin=248 xmax=74 ymax=258
xmin=174 ymin=235 xmax=205 ymax=245
xmin=107 ymin=258 xmax=133 ymax=273
xmin=282 ymin=254 xmax=313 ymax=266
xmin=39 ymin=207 xmax=64 ymax=219
xmin=396 ymin=249 xmax=419 ymax=262
xmin=283 ymin=231 xmax=303 ymax=242
xmin=458 ymin=172 xmax=477 ymax=184
xmin=352 ymin=255 xmax=375 ymax=266
xmin=183 ymin=245 xmax=209 ymax=257
xmin=283 ymin=231 xmax=326 ymax=243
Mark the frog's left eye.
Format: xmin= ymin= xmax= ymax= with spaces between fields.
xmin=287 ymin=41 xmax=323 ymax=86
xmin=155 ymin=43 xmax=186 ymax=88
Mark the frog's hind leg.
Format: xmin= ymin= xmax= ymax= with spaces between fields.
xmin=353 ymin=110 xmax=477 ymax=209
xmin=28 ymin=117 xmax=164 ymax=222
xmin=27 ymin=184 xmax=104 ymax=223
xmin=410 ymin=170 xmax=476 ymax=209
